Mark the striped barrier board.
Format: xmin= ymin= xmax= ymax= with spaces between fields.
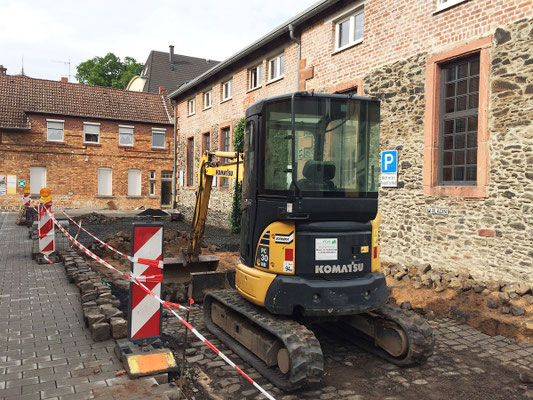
xmin=129 ymin=223 xmax=164 ymax=342
xmin=38 ymin=201 xmax=55 ymax=255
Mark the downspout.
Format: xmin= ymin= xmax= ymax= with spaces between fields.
xmin=172 ymin=101 xmax=178 ymax=209
xmin=288 ymin=23 xmax=301 ymax=91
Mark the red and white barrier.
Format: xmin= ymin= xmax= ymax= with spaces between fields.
xmin=23 ymin=186 xmax=31 ymax=207
xmin=38 ymin=188 xmax=55 ymax=256
xmin=44 ymin=208 xmax=276 ymax=400
xmin=129 ymin=224 xmax=164 ymax=341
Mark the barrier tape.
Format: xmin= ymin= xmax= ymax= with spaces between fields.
xmin=60 ymin=210 xmax=164 ymax=269
xmin=72 ymin=219 xmax=82 ymax=249
xmin=42 ymin=254 xmax=56 ymax=264
xmin=43 ymin=208 xmax=276 ymax=400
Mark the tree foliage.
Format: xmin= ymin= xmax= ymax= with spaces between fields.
xmin=75 ymin=53 xmax=143 ymax=89
xmin=229 ymin=118 xmax=245 ymax=233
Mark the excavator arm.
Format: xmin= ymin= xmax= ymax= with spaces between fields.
xmin=187 ymin=150 xmax=243 ymax=262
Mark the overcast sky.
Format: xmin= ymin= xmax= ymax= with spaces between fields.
xmin=0 ymin=0 xmax=317 ymax=82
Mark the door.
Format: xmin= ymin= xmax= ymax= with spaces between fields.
xmin=161 ymin=170 xmax=172 ymax=207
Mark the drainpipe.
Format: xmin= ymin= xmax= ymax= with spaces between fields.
xmin=289 ymin=24 xmax=301 ymax=91
xmin=172 ymin=101 xmax=178 ymax=209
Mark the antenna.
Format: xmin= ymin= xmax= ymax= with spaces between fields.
xmin=21 ymin=55 xmax=25 ymax=76
xmin=52 ymin=59 xmax=72 ymax=81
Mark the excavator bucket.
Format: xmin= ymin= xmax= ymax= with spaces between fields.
xmin=163 ymin=255 xmax=219 ymax=284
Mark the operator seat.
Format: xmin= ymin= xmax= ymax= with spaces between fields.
xmin=297 ymin=160 xmax=336 ymax=191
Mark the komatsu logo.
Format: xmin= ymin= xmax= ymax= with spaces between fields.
xmin=315 ymin=261 xmax=364 ymax=274
xmin=216 ymin=170 xmax=233 ymax=177
xmin=274 ymin=232 xmax=294 ymax=244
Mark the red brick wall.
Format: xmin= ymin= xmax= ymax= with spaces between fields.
xmin=0 ymin=114 xmax=173 ymax=210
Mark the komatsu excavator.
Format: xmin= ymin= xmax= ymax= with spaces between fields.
xmin=187 ymin=92 xmax=434 ymax=391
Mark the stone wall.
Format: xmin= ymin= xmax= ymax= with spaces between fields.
xmin=364 ymin=17 xmax=533 ymax=284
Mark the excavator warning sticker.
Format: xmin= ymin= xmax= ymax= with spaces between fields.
xmin=256 ymin=246 xmax=269 ymax=268
xmin=315 ymin=238 xmax=338 ymax=260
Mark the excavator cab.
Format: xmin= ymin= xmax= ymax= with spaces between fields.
xmin=237 ymin=92 xmax=385 ymax=316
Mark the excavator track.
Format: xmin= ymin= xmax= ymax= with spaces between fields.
xmin=326 ymin=304 xmax=435 ymax=367
xmin=204 ymin=290 xmax=324 ymax=391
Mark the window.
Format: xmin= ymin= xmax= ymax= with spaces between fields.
xmin=149 ymin=170 xmax=156 ymax=180
xmin=221 ymin=127 xmax=231 ymax=188
xmin=119 ymin=125 xmax=134 ymax=146
xmin=268 ymin=54 xmax=285 ymax=82
xmin=439 ymin=55 xmax=479 ymax=185
xmin=30 ymin=167 xmax=46 ymax=195
xmin=249 ymin=64 xmax=263 ymax=90
xmin=188 ymin=98 xmax=196 ymax=115
xmin=149 ymin=170 xmax=156 ymax=196
xmin=187 ymin=137 xmax=194 ymax=186
xmin=97 ymin=168 xmax=112 ymax=196
xmin=203 ymin=90 xmax=212 ymax=109
xmin=152 ymin=128 xmax=166 ymax=148
xmin=46 ymin=119 xmax=64 ymax=142
xmin=424 ymin=35 xmax=491 ymax=198
xmin=222 ymin=79 xmax=233 ymax=101
xmin=335 ymin=10 xmax=364 ymax=51
xmin=83 ymin=122 xmax=100 ymax=144
xmin=436 ymin=0 xmax=469 ymax=12
xmin=203 ymin=132 xmax=210 ymax=153
xmin=128 ymin=169 xmax=141 ymax=196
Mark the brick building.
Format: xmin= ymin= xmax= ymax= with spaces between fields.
xmin=0 ymin=73 xmax=174 ymax=209
xmin=169 ymin=0 xmax=533 ymax=283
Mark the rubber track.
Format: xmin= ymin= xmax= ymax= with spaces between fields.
xmin=339 ymin=304 xmax=435 ymax=366
xmin=204 ymin=290 xmax=324 ymax=391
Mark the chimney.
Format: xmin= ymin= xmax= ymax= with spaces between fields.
xmin=0 ymin=65 xmax=6 ymax=75
xmin=169 ymin=45 xmax=174 ymax=65
xmin=158 ymin=86 xmax=168 ymax=96
xmin=61 ymin=77 xmax=68 ymax=83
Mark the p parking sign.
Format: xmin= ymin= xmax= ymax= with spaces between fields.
xmin=381 ymin=150 xmax=398 ymax=188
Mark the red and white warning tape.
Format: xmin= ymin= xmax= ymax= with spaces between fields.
xmin=60 ymin=210 xmax=164 ymax=269
xmin=43 ymin=209 xmax=276 ymax=400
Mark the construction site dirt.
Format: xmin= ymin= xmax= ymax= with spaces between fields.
xmin=68 ymin=213 xmax=533 ymax=400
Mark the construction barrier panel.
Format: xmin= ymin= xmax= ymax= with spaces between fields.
xmin=38 ymin=187 xmax=54 ymax=256
xmin=129 ymin=223 xmax=164 ymax=342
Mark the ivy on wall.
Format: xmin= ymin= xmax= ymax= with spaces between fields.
xmin=229 ymin=118 xmax=245 ymax=233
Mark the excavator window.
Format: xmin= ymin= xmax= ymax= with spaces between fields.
xmin=261 ymin=96 xmax=379 ymax=197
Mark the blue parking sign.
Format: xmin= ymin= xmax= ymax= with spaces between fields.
xmin=381 ymin=151 xmax=397 ymax=173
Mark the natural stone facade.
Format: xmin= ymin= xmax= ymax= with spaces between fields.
xmin=364 ymin=17 xmax=533 ymax=284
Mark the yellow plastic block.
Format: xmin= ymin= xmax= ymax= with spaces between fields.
xmin=128 ymin=352 xmax=177 ymax=375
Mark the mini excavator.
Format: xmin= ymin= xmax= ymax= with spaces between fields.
xmin=187 ymin=92 xmax=434 ymax=391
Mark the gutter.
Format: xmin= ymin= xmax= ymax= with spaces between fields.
xmin=23 ymin=110 xmax=173 ymax=126
xmin=168 ymin=0 xmax=340 ymax=100
xmin=172 ymin=102 xmax=177 ymax=209
xmin=288 ymin=24 xmax=301 ymax=91
xmin=0 ymin=126 xmax=31 ymax=131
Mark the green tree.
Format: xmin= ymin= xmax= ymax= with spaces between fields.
xmin=229 ymin=118 xmax=245 ymax=233
xmin=76 ymin=53 xmax=143 ymax=89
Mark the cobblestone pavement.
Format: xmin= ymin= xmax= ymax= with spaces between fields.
xmin=0 ymin=213 xmax=175 ymax=400
xmin=165 ymin=296 xmax=533 ymax=400
xmin=2 ymin=211 xmax=533 ymax=400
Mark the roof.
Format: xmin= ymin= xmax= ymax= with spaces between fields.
xmin=142 ymin=50 xmax=219 ymax=94
xmin=0 ymin=74 xmax=173 ymax=129
xmin=169 ymin=0 xmax=342 ymax=100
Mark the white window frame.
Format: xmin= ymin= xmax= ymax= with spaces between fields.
xmin=268 ymin=54 xmax=285 ymax=82
xmin=118 ymin=125 xmax=134 ymax=147
xmin=30 ymin=166 xmax=46 ymax=195
xmin=149 ymin=170 xmax=156 ymax=180
xmin=436 ymin=0 xmax=469 ymax=12
xmin=127 ymin=169 xmax=142 ymax=196
xmin=83 ymin=122 xmax=100 ymax=144
xmin=149 ymin=181 xmax=156 ymax=196
xmin=97 ymin=167 xmax=112 ymax=196
xmin=222 ymin=79 xmax=233 ymax=102
xmin=203 ymin=90 xmax=212 ymax=109
xmin=188 ymin=98 xmax=196 ymax=116
xmin=248 ymin=64 xmax=263 ymax=91
xmin=46 ymin=119 xmax=64 ymax=142
xmin=334 ymin=9 xmax=364 ymax=52
xmin=152 ymin=128 xmax=166 ymax=149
